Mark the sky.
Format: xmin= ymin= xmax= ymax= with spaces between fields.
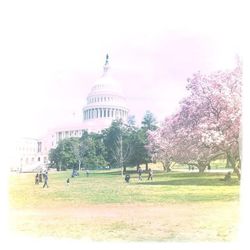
xmin=1 ymin=0 xmax=245 ymax=139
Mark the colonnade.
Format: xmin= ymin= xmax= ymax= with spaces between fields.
xmin=83 ymin=107 xmax=128 ymax=120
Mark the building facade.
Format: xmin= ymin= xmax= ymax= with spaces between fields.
xmin=10 ymin=137 xmax=48 ymax=172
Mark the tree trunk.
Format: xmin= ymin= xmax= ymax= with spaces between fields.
xmin=166 ymin=163 xmax=172 ymax=172
xmin=197 ymin=161 xmax=207 ymax=173
xmin=227 ymin=151 xmax=241 ymax=181
xmin=161 ymin=161 xmax=172 ymax=172
xmin=78 ymin=160 xmax=81 ymax=171
xmin=207 ymin=162 xmax=211 ymax=170
xmin=234 ymin=166 xmax=241 ymax=181
xmin=145 ymin=162 xmax=148 ymax=171
xmin=233 ymin=160 xmax=241 ymax=181
xmin=198 ymin=166 xmax=206 ymax=173
xmin=161 ymin=161 xmax=167 ymax=171
xmin=165 ymin=160 xmax=172 ymax=172
xmin=226 ymin=153 xmax=232 ymax=168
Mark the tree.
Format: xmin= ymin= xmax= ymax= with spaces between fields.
xmin=103 ymin=119 xmax=133 ymax=175
xmin=141 ymin=110 xmax=157 ymax=131
xmin=71 ymin=135 xmax=87 ymax=171
xmin=128 ymin=128 xmax=148 ymax=170
xmin=81 ymin=132 xmax=107 ymax=169
xmin=184 ymin=62 xmax=242 ymax=176
xmin=140 ymin=111 xmax=158 ymax=170
xmin=147 ymin=61 xmax=242 ymax=177
xmin=49 ymin=138 xmax=80 ymax=170
xmin=127 ymin=115 xmax=136 ymax=127
xmin=49 ymin=132 xmax=108 ymax=171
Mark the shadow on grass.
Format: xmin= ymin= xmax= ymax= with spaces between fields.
xmin=94 ymin=170 xmax=233 ymax=177
xmin=136 ymin=178 xmax=239 ymax=186
xmin=93 ymin=170 xmax=139 ymax=176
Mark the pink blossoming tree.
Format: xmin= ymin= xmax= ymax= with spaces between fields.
xmin=148 ymin=61 xmax=242 ymax=179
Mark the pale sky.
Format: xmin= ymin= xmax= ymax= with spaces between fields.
xmin=1 ymin=0 xmax=244 ymax=138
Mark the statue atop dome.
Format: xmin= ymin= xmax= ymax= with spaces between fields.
xmin=105 ymin=54 xmax=109 ymax=64
xmin=103 ymin=53 xmax=110 ymax=75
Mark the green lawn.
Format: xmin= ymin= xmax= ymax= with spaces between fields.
xmin=8 ymin=169 xmax=240 ymax=241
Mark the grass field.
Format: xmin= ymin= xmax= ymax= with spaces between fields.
xmin=8 ymin=167 xmax=240 ymax=242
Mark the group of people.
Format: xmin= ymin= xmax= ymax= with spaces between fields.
xmin=35 ymin=170 xmax=49 ymax=188
xmin=35 ymin=167 xmax=153 ymax=186
xmin=124 ymin=167 xmax=153 ymax=183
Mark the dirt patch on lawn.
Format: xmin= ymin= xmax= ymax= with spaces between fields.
xmin=9 ymin=201 xmax=240 ymax=242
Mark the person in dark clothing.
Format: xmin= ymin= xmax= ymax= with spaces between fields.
xmin=138 ymin=166 xmax=143 ymax=181
xmin=43 ymin=172 xmax=49 ymax=188
xmin=147 ymin=168 xmax=153 ymax=181
xmin=125 ymin=174 xmax=130 ymax=183
xmin=224 ymin=171 xmax=231 ymax=181
xmin=220 ymin=171 xmax=232 ymax=181
xmin=35 ymin=173 xmax=39 ymax=184
xmin=39 ymin=172 xmax=43 ymax=183
xmin=66 ymin=178 xmax=70 ymax=185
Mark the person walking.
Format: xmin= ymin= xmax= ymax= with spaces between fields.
xmin=43 ymin=172 xmax=49 ymax=188
xmin=147 ymin=168 xmax=153 ymax=181
xmin=39 ymin=172 xmax=43 ymax=183
xmin=35 ymin=173 xmax=39 ymax=184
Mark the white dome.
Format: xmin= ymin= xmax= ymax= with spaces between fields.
xmin=82 ymin=55 xmax=129 ymax=132
xmin=88 ymin=74 xmax=123 ymax=96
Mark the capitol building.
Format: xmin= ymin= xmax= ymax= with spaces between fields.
xmin=51 ymin=54 xmax=129 ymax=147
xmin=11 ymin=55 xmax=129 ymax=172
